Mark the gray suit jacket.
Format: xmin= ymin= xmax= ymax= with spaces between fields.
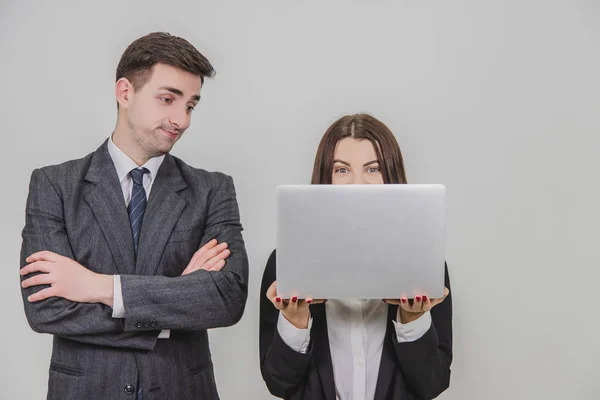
xmin=19 ymin=140 xmax=249 ymax=400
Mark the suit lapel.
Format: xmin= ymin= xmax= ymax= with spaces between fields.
xmin=374 ymin=305 xmax=398 ymax=400
xmin=134 ymin=154 xmax=187 ymax=276
xmin=311 ymin=303 xmax=336 ymax=400
xmin=84 ymin=140 xmax=136 ymax=275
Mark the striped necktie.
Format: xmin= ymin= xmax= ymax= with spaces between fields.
xmin=128 ymin=167 xmax=149 ymax=252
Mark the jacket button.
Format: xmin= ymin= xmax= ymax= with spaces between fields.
xmin=135 ymin=322 xmax=142 ymax=328
xmin=124 ymin=385 xmax=135 ymax=395
xmin=150 ymin=320 xmax=157 ymax=327
xmin=143 ymin=321 xmax=150 ymax=328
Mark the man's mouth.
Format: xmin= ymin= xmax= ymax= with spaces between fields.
xmin=161 ymin=128 xmax=180 ymax=139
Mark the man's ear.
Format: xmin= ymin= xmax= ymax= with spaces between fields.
xmin=116 ymin=77 xmax=133 ymax=110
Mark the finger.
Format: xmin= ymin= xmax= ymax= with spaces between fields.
xmin=421 ymin=295 xmax=432 ymax=312
xmin=289 ymin=295 xmax=299 ymax=311
xmin=208 ymin=259 xmax=226 ymax=272
xmin=399 ymin=297 xmax=415 ymax=312
xmin=188 ymin=239 xmax=219 ymax=267
xmin=204 ymin=242 xmax=228 ymax=262
xmin=25 ymin=251 xmax=61 ymax=264
xmin=294 ymin=299 xmax=312 ymax=311
xmin=21 ymin=273 xmax=54 ymax=289
xmin=201 ymin=238 xmax=218 ymax=250
xmin=266 ymin=281 xmax=278 ymax=301
xmin=27 ymin=287 xmax=56 ymax=302
xmin=20 ymin=261 xmax=54 ymax=276
xmin=266 ymin=281 xmax=284 ymax=310
xmin=183 ymin=243 xmax=225 ymax=275
xmin=269 ymin=295 xmax=284 ymax=310
xmin=414 ymin=295 xmax=423 ymax=311
xmin=202 ymin=249 xmax=231 ymax=270
xmin=383 ymin=298 xmax=403 ymax=306
xmin=398 ymin=298 xmax=410 ymax=310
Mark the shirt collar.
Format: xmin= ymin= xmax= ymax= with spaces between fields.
xmin=107 ymin=135 xmax=166 ymax=183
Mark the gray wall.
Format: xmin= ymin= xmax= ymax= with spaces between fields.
xmin=1 ymin=0 xmax=599 ymax=398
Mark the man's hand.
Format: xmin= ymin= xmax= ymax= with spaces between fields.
xmin=20 ymin=251 xmax=114 ymax=306
xmin=181 ymin=239 xmax=230 ymax=275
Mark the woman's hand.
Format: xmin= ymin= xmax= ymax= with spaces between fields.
xmin=266 ymin=281 xmax=326 ymax=329
xmin=385 ymin=287 xmax=450 ymax=323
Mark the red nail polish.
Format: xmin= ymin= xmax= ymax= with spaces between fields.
xmin=422 ymin=295 xmax=428 ymax=301
xmin=307 ymin=299 xmax=313 ymax=304
xmin=291 ymin=296 xmax=298 ymax=303
xmin=401 ymin=298 xmax=407 ymax=303
xmin=416 ymin=296 xmax=422 ymax=302
xmin=275 ymin=297 xmax=281 ymax=303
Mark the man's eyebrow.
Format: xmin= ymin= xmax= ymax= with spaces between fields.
xmin=158 ymin=86 xmax=183 ymax=96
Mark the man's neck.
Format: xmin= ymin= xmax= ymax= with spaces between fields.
xmin=111 ymin=129 xmax=148 ymax=167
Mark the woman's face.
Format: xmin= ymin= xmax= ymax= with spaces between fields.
xmin=331 ymin=138 xmax=384 ymax=185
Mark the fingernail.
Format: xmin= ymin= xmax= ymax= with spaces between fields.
xmin=275 ymin=297 xmax=281 ymax=303
xmin=416 ymin=296 xmax=422 ymax=302
xmin=401 ymin=298 xmax=407 ymax=303
xmin=422 ymin=295 xmax=428 ymax=301
xmin=307 ymin=299 xmax=313 ymax=304
xmin=291 ymin=296 xmax=298 ymax=303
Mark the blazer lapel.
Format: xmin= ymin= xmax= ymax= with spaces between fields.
xmin=134 ymin=154 xmax=187 ymax=276
xmin=311 ymin=303 xmax=336 ymax=400
xmin=374 ymin=305 xmax=398 ymax=400
xmin=83 ymin=140 xmax=136 ymax=275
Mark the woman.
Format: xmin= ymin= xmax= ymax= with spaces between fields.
xmin=259 ymin=113 xmax=452 ymax=400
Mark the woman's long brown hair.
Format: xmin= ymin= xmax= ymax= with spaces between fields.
xmin=311 ymin=114 xmax=407 ymax=184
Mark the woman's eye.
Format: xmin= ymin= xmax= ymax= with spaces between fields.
xmin=367 ymin=167 xmax=380 ymax=173
xmin=335 ymin=167 xmax=348 ymax=174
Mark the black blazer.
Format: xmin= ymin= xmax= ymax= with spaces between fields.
xmin=259 ymin=250 xmax=453 ymax=400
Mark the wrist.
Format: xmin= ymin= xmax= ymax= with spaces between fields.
xmin=94 ymin=274 xmax=114 ymax=306
xmin=282 ymin=311 xmax=310 ymax=329
xmin=399 ymin=308 xmax=424 ymax=324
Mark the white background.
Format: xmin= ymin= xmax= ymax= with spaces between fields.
xmin=1 ymin=0 xmax=599 ymax=399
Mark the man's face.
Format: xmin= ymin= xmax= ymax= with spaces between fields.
xmin=120 ymin=63 xmax=202 ymax=158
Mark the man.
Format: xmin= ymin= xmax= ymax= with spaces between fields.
xmin=19 ymin=32 xmax=248 ymax=400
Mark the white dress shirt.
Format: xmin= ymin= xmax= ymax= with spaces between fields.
xmin=277 ymin=299 xmax=432 ymax=400
xmin=107 ymin=137 xmax=170 ymax=339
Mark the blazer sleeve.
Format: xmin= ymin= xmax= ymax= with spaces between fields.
xmin=119 ymin=174 xmax=249 ymax=332
xmin=259 ymin=250 xmax=314 ymax=398
xmin=20 ymin=168 xmax=158 ymax=350
xmin=393 ymin=263 xmax=453 ymax=399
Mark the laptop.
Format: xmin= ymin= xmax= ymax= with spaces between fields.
xmin=275 ymin=184 xmax=446 ymax=300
